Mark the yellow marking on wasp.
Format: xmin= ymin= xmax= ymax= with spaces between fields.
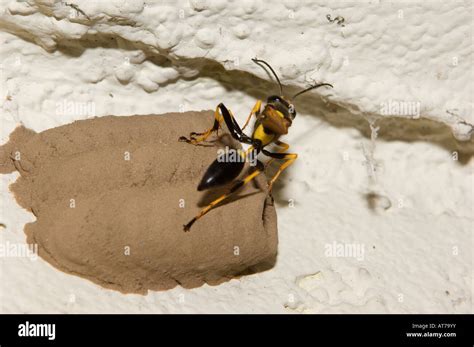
xmin=181 ymin=105 xmax=223 ymax=144
xmin=184 ymin=165 xmax=263 ymax=231
xmin=268 ymin=153 xmax=298 ymax=191
xmin=242 ymin=100 xmax=262 ymax=131
xmin=265 ymin=141 xmax=289 ymax=169
xmin=199 ymin=169 xmax=261 ymax=217
xmin=274 ymin=109 xmax=285 ymax=118
xmin=198 ymin=195 xmax=227 ymax=217
xmin=253 ymin=124 xmax=275 ymax=146
xmin=242 ymin=168 xmax=261 ymax=184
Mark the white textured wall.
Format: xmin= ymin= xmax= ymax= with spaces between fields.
xmin=0 ymin=0 xmax=472 ymax=313
xmin=1 ymin=0 xmax=472 ymax=138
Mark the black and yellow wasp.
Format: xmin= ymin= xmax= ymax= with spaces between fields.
xmin=179 ymin=58 xmax=333 ymax=231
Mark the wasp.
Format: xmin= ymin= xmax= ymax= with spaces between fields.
xmin=179 ymin=58 xmax=333 ymax=231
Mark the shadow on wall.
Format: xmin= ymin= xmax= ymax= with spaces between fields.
xmin=21 ymin=30 xmax=471 ymax=166
xmin=6 ymin=29 xmax=473 ymax=166
xmin=197 ymin=62 xmax=474 ymax=166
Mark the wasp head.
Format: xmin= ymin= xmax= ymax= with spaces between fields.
xmin=266 ymin=95 xmax=296 ymax=122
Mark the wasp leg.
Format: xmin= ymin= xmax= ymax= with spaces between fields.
xmin=179 ymin=105 xmax=224 ymax=144
xmin=242 ymin=100 xmax=262 ymax=131
xmin=183 ymin=161 xmax=264 ymax=231
xmin=262 ymin=149 xmax=298 ymax=192
xmin=218 ymin=103 xmax=254 ymax=145
xmin=179 ymin=103 xmax=254 ymax=146
xmin=264 ymin=141 xmax=289 ymax=170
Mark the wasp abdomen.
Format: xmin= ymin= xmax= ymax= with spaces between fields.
xmin=197 ymin=158 xmax=245 ymax=191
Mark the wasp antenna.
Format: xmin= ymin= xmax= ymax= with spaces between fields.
xmin=252 ymin=58 xmax=283 ymax=95
xmin=292 ymin=83 xmax=333 ymax=99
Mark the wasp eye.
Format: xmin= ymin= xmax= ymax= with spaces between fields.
xmin=267 ymin=95 xmax=280 ymax=103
